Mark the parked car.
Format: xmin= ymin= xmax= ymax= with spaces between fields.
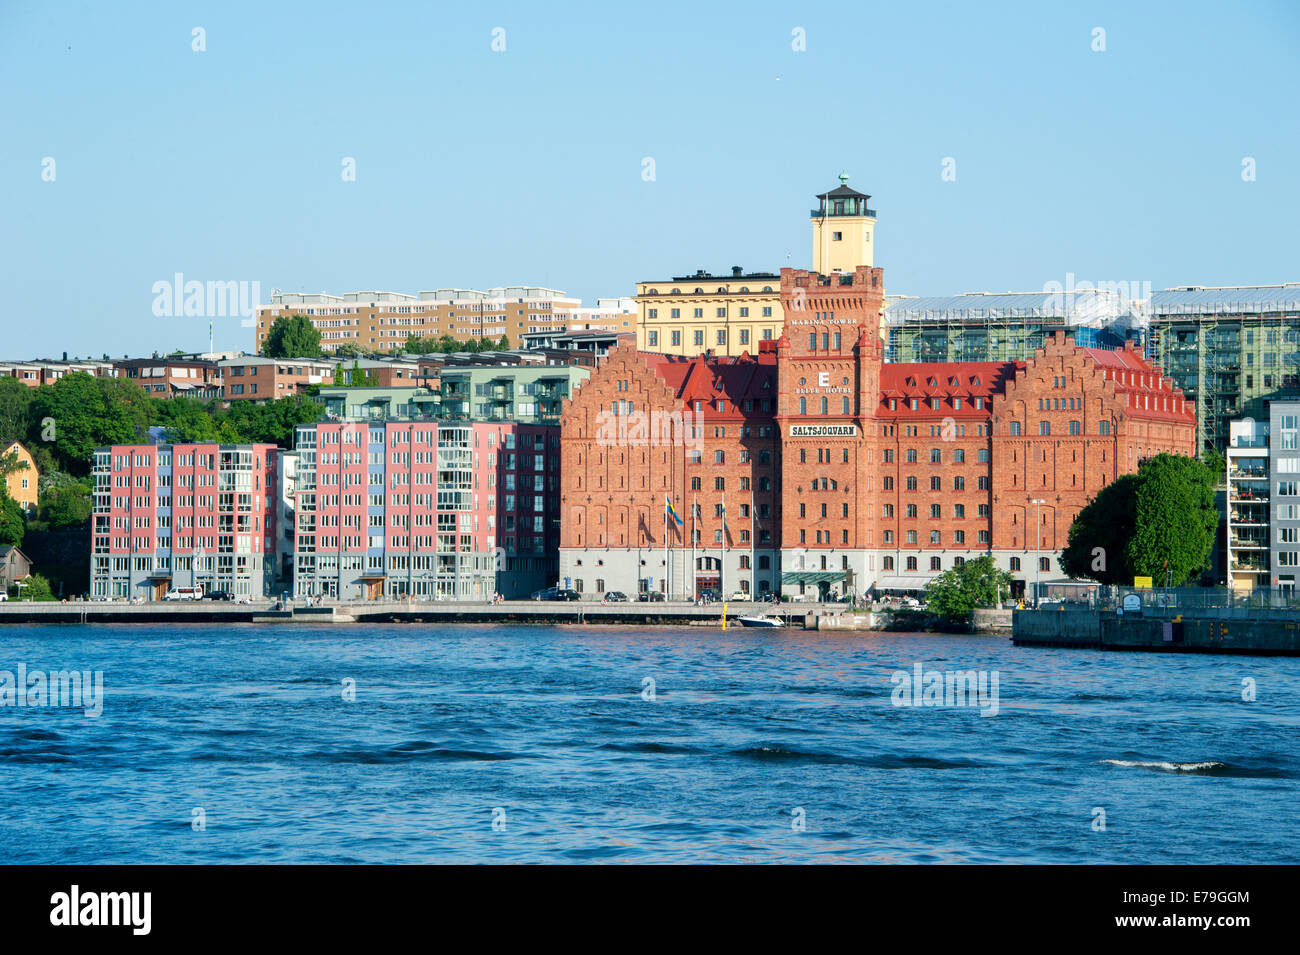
xmin=756 ymin=591 xmax=778 ymax=603
xmin=785 ymin=592 xmax=810 ymax=602
xmin=729 ymin=591 xmax=749 ymax=602
xmin=164 ymin=587 xmax=203 ymax=601
xmin=532 ymin=587 xmax=581 ymax=601
xmin=554 ymin=589 xmax=581 ymax=601
xmin=638 ymin=591 xmax=667 ymax=602
xmin=603 ymin=591 xmax=630 ymax=602
xmin=531 ymin=588 xmax=558 ymax=601
xmin=0 ymin=592 xmax=7 ymax=601
xmin=202 ymin=590 xmax=235 ymax=601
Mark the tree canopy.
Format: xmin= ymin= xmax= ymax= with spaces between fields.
xmin=261 ymin=314 xmax=322 ymax=358
xmin=923 ymin=555 xmax=1013 ymax=619
xmin=1060 ymin=453 xmax=1216 ymax=587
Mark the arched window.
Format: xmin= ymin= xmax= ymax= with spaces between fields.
xmin=883 ymin=556 xmax=894 ymax=570
xmin=1099 ymin=420 xmax=1111 ymax=435
xmin=799 ymin=397 xmax=807 ymax=414
xmin=930 ymin=556 xmax=941 ymax=570
xmin=820 ymin=397 xmax=828 ymax=414
xmin=906 ymin=556 xmax=918 ymax=571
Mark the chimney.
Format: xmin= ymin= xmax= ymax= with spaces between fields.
xmin=732 ymin=266 xmax=743 ymax=277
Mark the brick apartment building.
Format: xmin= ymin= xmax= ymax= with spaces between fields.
xmin=90 ymin=444 xmax=279 ymax=599
xmin=114 ymin=357 xmax=222 ymax=398
xmin=558 ymin=264 xmax=1197 ymax=600
xmin=290 ymin=420 xmax=561 ymax=601
xmin=218 ymin=356 xmax=334 ymax=402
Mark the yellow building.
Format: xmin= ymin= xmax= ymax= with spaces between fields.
xmin=811 ymin=173 xmax=876 ymax=274
xmin=2 ymin=441 xmax=38 ymax=512
xmin=636 ymin=267 xmax=783 ymax=356
xmin=636 ymin=175 xmax=880 ymax=356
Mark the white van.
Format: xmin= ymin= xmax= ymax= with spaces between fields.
xmin=164 ymin=587 xmax=203 ymax=601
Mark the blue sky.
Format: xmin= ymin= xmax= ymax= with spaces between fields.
xmin=2 ymin=0 xmax=1297 ymax=357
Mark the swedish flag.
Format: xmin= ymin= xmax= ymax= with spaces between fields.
xmin=666 ymin=497 xmax=683 ymax=527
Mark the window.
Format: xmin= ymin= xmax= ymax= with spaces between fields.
xmin=1039 ymin=421 xmax=1051 ymax=436
xmin=1069 ymin=420 xmax=1081 ymax=435
xmin=1010 ymin=557 xmax=1021 ymax=571
xmin=1039 ymin=557 xmax=1051 ymax=572
xmin=647 ymin=331 xmax=658 ymax=347
xmin=1009 ymin=421 xmax=1021 ymax=435
xmin=930 ymin=556 xmax=941 ymax=570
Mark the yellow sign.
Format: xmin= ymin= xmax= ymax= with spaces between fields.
xmin=1133 ymin=576 xmax=1154 ymax=589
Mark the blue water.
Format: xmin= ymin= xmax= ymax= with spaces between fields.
xmin=0 ymin=624 xmax=1297 ymax=863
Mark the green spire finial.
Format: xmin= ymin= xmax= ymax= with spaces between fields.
xmin=838 ymin=171 xmax=849 ymax=186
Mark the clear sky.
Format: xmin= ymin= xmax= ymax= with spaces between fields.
xmin=2 ymin=0 xmax=1297 ymax=358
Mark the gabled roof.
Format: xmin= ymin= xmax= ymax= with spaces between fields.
xmin=641 ymin=350 xmax=777 ymax=410
xmin=879 ymin=361 xmax=1021 ymax=401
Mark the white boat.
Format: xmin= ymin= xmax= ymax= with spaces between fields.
xmin=737 ymin=613 xmax=784 ymax=628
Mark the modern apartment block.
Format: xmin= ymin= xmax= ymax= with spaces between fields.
xmin=884 ymin=289 xmax=1135 ymax=364
xmin=254 ymin=287 xmax=591 ymax=353
xmin=1225 ymin=402 xmax=1300 ymax=593
xmin=90 ymin=444 xmax=279 ymax=599
xmin=1149 ymin=284 xmax=1300 ymax=455
xmin=317 ymin=363 xmax=590 ymax=426
xmin=290 ymin=420 xmax=560 ymax=600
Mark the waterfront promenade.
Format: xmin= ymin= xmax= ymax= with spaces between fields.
xmin=0 ymin=598 xmax=826 ymax=628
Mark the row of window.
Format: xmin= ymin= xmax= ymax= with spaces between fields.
xmin=645 ymin=327 xmax=776 ymax=348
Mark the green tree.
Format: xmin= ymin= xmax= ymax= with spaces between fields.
xmin=923 ymin=555 xmax=1013 ymax=619
xmin=219 ymin=395 xmax=325 ymax=446
xmin=1059 ymin=473 xmax=1140 ymax=585
xmin=1125 ymin=453 xmax=1217 ymax=586
xmin=0 ymin=488 xmax=24 ymax=547
xmin=0 ymin=377 xmax=34 ymax=444
xmin=498 ymin=334 xmax=511 ymax=350
xmin=261 ymin=314 xmax=322 ymax=358
xmin=1061 ymin=454 xmax=1217 ymax=587
xmin=29 ymin=374 xmax=154 ymax=475
xmin=152 ymin=397 xmax=221 ymax=443
xmin=1201 ymin=446 xmax=1227 ymax=486
xmin=19 ymin=573 xmax=52 ymax=601
xmin=38 ymin=480 xmax=92 ymax=530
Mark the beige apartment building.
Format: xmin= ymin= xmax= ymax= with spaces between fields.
xmin=254 ymin=287 xmax=619 ymax=353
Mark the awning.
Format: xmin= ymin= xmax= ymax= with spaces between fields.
xmin=144 ymin=572 xmax=173 ymax=580
xmin=356 ymin=573 xmax=386 ymax=581
xmin=781 ymin=570 xmax=847 ymax=585
xmin=871 ymin=576 xmax=929 ymax=591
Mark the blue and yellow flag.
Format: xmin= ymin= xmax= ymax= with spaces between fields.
xmin=666 ymin=497 xmax=683 ymax=527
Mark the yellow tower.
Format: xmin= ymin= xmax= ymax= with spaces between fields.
xmin=811 ymin=173 xmax=876 ymax=274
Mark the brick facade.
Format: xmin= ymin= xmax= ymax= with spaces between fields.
xmin=560 ymin=266 xmax=1197 ymax=600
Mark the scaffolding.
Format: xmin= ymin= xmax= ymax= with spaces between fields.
xmin=884 ymin=289 xmax=1135 ymax=363
xmin=1148 ymin=285 xmax=1300 ymax=455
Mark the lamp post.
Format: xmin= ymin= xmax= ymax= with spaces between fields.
xmin=1031 ymin=499 xmax=1046 ymax=606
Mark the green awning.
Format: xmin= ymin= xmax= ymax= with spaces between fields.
xmin=781 ymin=570 xmax=847 ymax=585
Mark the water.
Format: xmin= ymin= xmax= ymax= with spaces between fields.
xmin=1 ymin=624 xmax=1297 ymax=864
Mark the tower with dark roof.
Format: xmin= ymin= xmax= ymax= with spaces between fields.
xmin=811 ymin=173 xmax=877 ymax=274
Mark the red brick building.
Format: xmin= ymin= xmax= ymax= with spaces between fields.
xmin=559 ymin=265 xmax=1197 ymax=600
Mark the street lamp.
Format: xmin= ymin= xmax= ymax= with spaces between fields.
xmin=1031 ymin=499 xmax=1046 ymax=606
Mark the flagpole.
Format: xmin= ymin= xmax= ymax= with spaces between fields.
xmin=663 ymin=499 xmax=669 ymax=600
xmin=692 ymin=492 xmax=697 ymax=602
xmin=750 ymin=487 xmax=756 ymax=597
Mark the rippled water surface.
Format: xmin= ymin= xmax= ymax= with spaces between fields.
xmin=1 ymin=624 xmax=1297 ymax=863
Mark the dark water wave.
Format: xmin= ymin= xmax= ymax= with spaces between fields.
xmin=0 ymin=623 xmax=1297 ymax=863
